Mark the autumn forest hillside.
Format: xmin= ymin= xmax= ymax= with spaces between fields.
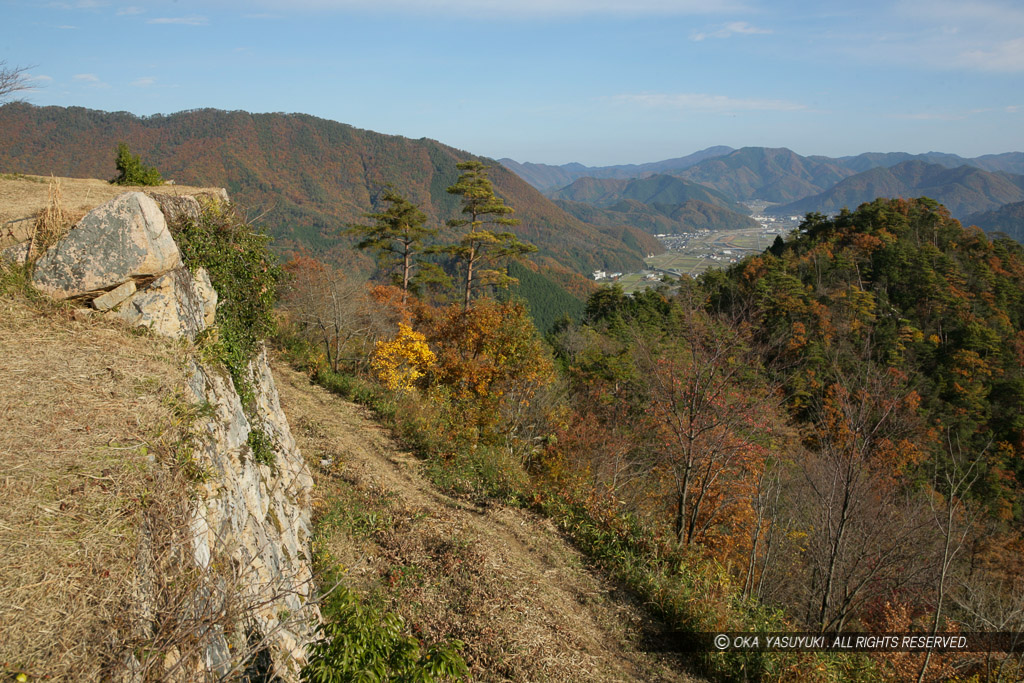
xmin=0 ymin=103 xmax=661 ymax=287
xmin=4 ymin=101 xmax=1024 ymax=680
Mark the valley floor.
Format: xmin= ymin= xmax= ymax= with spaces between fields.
xmin=272 ymin=359 xmax=702 ymax=682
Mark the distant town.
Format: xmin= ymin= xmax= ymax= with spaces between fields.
xmin=599 ymin=210 xmax=804 ymax=293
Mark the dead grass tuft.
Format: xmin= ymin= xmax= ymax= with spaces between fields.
xmin=26 ymin=177 xmax=73 ymax=260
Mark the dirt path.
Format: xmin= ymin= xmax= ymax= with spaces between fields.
xmin=272 ymin=359 xmax=699 ymax=682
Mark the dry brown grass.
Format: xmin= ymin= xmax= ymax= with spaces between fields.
xmin=0 ymin=291 xmax=210 ymax=680
xmin=273 ymin=361 xmax=698 ymax=683
xmin=0 ymin=173 xmax=222 ymax=251
xmin=25 ymin=177 xmax=75 ymax=261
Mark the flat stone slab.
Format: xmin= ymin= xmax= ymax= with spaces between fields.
xmin=92 ymin=280 xmax=137 ymax=311
xmin=32 ymin=192 xmax=181 ymax=299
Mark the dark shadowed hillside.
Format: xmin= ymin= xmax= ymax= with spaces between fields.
xmin=0 ymin=104 xmax=661 ymax=280
xmin=965 ymin=200 xmax=1024 ymax=243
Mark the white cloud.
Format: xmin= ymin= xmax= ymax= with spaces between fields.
xmin=131 ymin=76 xmax=157 ymax=87
xmin=147 ymin=15 xmax=208 ymax=25
xmin=56 ymin=24 xmax=79 ymax=29
xmin=691 ymin=21 xmax=771 ymax=41
xmin=609 ymin=92 xmax=806 ymax=113
xmin=116 ymin=6 xmax=144 ymax=15
xmin=29 ymin=75 xmax=55 ymax=83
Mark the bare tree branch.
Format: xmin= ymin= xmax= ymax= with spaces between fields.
xmin=0 ymin=60 xmax=35 ymax=103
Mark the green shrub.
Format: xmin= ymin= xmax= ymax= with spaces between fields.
xmin=111 ymin=142 xmax=163 ymax=186
xmin=302 ymin=585 xmax=468 ymax=683
xmin=170 ymin=199 xmax=284 ymax=405
xmin=247 ymin=427 xmax=276 ymax=467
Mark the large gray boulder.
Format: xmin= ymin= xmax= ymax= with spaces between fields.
xmin=32 ymin=192 xmax=181 ymax=299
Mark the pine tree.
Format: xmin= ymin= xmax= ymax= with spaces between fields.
xmin=443 ymin=161 xmax=536 ymax=310
xmin=348 ymin=187 xmax=441 ymax=304
xmin=111 ymin=142 xmax=163 ymax=186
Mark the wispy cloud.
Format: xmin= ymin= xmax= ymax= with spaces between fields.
xmin=888 ymin=112 xmax=967 ymax=121
xmin=131 ymin=76 xmax=157 ymax=87
xmin=116 ymin=6 xmax=144 ymax=15
xmin=147 ymin=15 xmax=208 ymax=25
xmin=235 ymin=0 xmax=747 ymax=17
xmin=56 ymin=24 xmax=79 ymax=29
xmin=691 ymin=21 xmax=771 ymax=41
xmin=849 ymin=0 xmax=1024 ymax=73
xmin=47 ymin=0 xmax=108 ymax=8
xmin=955 ymin=37 xmax=1024 ymax=72
xmin=609 ymin=92 xmax=806 ymax=113
xmin=73 ymin=73 xmax=110 ymax=88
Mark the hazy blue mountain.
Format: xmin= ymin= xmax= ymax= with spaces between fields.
xmin=499 ymin=146 xmax=734 ymax=191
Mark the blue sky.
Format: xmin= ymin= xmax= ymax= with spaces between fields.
xmin=3 ymin=0 xmax=1023 ymax=165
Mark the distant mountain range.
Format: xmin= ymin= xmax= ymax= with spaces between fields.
xmin=500 ymin=146 xmax=1024 ymax=236
xmin=499 ymin=146 xmax=734 ymax=192
xmin=0 ymin=104 xmax=662 ymax=290
xmin=776 ymin=160 xmax=1024 ymax=219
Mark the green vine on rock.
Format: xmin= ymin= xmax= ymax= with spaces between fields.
xmin=170 ymin=199 xmax=286 ymax=465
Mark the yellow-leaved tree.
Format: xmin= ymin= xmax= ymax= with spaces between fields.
xmin=371 ymin=323 xmax=436 ymax=393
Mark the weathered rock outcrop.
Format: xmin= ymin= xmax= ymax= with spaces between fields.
xmin=32 ymin=192 xmax=181 ymax=299
xmin=29 ymin=191 xmax=318 ymax=680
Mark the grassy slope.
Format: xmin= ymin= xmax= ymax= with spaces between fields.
xmin=0 ymin=284 xmax=196 ymax=681
xmin=272 ymin=359 xmax=700 ymax=683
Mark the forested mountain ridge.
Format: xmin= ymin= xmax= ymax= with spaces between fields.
xmin=672 ymin=146 xmax=856 ymax=203
xmin=776 ymin=160 xmax=1024 ymax=219
xmin=554 ymin=197 xmax=1024 ymax=655
xmin=706 ymin=197 xmax=1024 ymax=514
xmin=0 ymin=103 xmax=661 ymax=282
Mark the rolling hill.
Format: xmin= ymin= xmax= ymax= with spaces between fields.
xmin=554 ymin=197 xmax=757 ymax=235
xmin=546 ymin=173 xmax=756 ymax=234
xmin=775 ymin=160 xmax=1024 ymax=219
xmin=672 ymin=147 xmax=855 ymax=203
xmin=550 ymin=173 xmax=743 ymax=211
xmin=0 ymin=103 xmax=661 ymax=283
